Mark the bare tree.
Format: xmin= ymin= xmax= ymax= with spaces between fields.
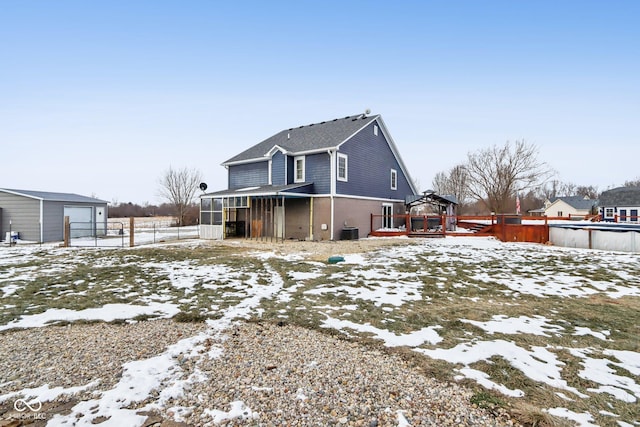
xmin=158 ymin=166 xmax=204 ymax=226
xmin=465 ymin=140 xmax=554 ymax=213
xmin=536 ymin=180 xmax=598 ymax=201
xmin=431 ymin=164 xmax=470 ymax=206
xmin=624 ymin=177 xmax=640 ymax=187
xmin=575 ymin=185 xmax=599 ymax=199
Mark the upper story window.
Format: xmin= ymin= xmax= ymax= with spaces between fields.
xmin=294 ymin=156 xmax=305 ymax=183
xmin=337 ymin=153 xmax=348 ymax=182
xmin=390 ymin=169 xmax=397 ymax=190
xmin=374 ymin=125 xmax=379 ymax=136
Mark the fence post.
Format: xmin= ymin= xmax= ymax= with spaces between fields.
xmin=64 ymin=216 xmax=70 ymax=247
xmin=442 ymin=214 xmax=446 ymax=235
xmin=129 ymin=217 xmax=134 ymax=247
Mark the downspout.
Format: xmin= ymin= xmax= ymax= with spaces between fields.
xmin=40 ymin=199 xmax=44 ymax=243
xmin=328 ymin=149 xmax=335 ymax=240
xmin=309 ymin=197 xmax=314 ymax=241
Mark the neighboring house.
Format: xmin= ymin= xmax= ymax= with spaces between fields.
xmin=598 ymin=186 xmax=640 ymax=222
xmin=0 ymin=189 xmax=108 ymax=243
xmin=200 ymin=113 xmax=418 ymax=240
xmin=543 ymin=196 xmax=598 ymax=218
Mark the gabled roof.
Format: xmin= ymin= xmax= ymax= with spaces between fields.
xmin=222 ymin=113 xmax=419 ymax=195
xmin=406 ymin=192 xmax=458 ymax=207
xmin=0 ymin=188 xmax=107 ymax=203
xmin=549 ymin=196 xmax=598 ymax=210
xmin=598 ymin=186 xmax=640 ymax=206
xmin=223 ymin=114 xmax=379 ymax=165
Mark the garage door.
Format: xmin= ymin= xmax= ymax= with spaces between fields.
xmin=64 ymin=206 xmax=94 ymax=238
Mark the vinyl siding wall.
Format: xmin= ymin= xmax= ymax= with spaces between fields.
xmin=42 ymin=202 xmax=64 ymax=242
xmin=271 ymin=151 xmax=286 ymax=185
xmin=303 ymin=152 xmax=330 ymax=193
xmin=0 ymin=193 xmax=40 ymax=241
xmin=336 ymin=121 xmax=414 ymax=200
xmin=228 ymin=162 xmax=269 ymax=189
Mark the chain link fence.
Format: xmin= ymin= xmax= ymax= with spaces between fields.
xmin=67 ymin=217 xmax=199 ymax=247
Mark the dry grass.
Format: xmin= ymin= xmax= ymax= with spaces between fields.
xmin=1 ymin=237 xmax=638 ymax=426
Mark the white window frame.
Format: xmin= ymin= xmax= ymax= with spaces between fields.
xmin=604 ymin=207 xmax=614 ymax=219
xmin=337 ymin=153 xmax=348 ymax=182
xmin=374 ymin=125 xmax=378 ymax=136
xmin=294 ymin=156 xmax=305 ymax=183
xmin=382 ymin=203 xmax=393 ymax=229
xmin=390 ymin=169 xmax=397 ymax=190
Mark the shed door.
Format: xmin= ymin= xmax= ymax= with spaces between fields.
xmin=64 ymin=206 xmax=94 ymax=238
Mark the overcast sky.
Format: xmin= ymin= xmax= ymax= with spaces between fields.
xmin=1 ymin=1 xmax=638 ymax=204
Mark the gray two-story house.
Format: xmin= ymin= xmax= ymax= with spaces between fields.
xmin=200 ymin=113 xmax=418 ymax=240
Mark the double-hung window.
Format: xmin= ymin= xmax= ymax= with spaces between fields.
xmin=337 ymin=153 xmax=348 ymax=182
xmin=390 ymin=169 xmax=397 ymax=190
xmin=294 ymin=156 xmax=305 ymax=183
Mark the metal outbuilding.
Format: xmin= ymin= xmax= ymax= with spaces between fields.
xmin=0 ymin=188 xmax=108 ymax=243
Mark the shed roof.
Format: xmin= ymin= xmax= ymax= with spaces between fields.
xmin=0 ymin=188 xmax=108 ymax=203
xmin=598 ymin=186 xmax=640 ymax=206
xmin=202 ymin=183 xmax=313 ymax=198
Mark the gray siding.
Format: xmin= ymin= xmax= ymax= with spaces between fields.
xmin=0 ymin=193 xmax=41 ymax=241
xmin=271 ymin=151 xmax=286 ymax=185
xmin=0 ymin=192 xmax=107 ymax=242
xmin=228 ymin=162 xmax=269 ymax=189
xmin=336 ymin=121 xmax=414 ymax=199
xmin=43 ymin=201 xmax=65 ymax=242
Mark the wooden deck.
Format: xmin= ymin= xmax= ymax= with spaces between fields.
xmin=370 ymin=214 xmax=550 ymax=243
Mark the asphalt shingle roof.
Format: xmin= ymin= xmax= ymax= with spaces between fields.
xmin=223 ymin=114 xmax=379 ymax=164
xmin=598 ymin=186 xmax=640 ymax=206
xmin=552 ymin=196 xmax=598 ymax=210
xmin=0 ymin=188 xmax=107 ymax=203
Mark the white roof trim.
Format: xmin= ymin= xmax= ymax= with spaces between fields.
xmin=0 ymin=188 xmax=43 ymax=201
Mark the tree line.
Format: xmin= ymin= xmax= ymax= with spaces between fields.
xmin=431 ymin=140 xmax=640 ymax=215
xmin=109 ymin=166 xmax=204 ymax=226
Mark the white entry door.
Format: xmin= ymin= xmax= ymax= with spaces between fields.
xmin=382 ymin=204 xmax=393 ymax=229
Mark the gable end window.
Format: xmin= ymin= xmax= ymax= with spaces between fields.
xmin=337 ymin=153 xmax=348 ymax=182
xmin=374 ymin=125 xmax=379 ymax=136
xmin=390 ymin=169 xmax=397 ymax=190
xmin=294 ymin=156 xmax=305 ymax=183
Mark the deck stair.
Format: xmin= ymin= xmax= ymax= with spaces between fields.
xmin=457 ymin=221 xmax=493 ymax=234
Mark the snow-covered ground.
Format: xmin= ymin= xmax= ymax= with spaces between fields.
xmin=0 ymin=237 xmax=638 ymax=426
